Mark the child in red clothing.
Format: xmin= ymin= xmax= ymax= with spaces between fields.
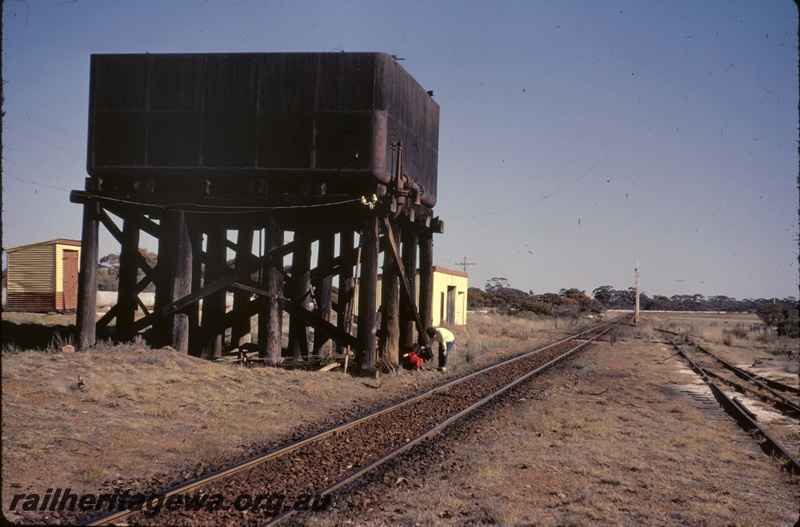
xmin=402 ymin=343 xmax=425 ymax=370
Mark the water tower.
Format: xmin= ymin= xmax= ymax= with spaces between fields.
xmin=71 ymin=52 xmax=442 ymax=373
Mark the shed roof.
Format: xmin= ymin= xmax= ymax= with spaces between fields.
xmin=432 ymin=266 xmax=468 ymax=278
xmin=5 ymin=239 xmax=82 ymax=253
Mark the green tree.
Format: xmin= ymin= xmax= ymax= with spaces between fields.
xmin=592 ymin=285 xmax=615 ymax=306
xmin=756 ymin=302 xmax=783 ymax=326
xmin=485 ymin=277 xmax=509 ymax=292
xmin=96 ymin=249 xmax=158 ymax=292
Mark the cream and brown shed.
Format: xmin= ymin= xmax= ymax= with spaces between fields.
xmin=5 ymin=239 xmax=81 ymax=312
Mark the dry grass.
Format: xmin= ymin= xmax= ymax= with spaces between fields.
xmin=647 ymin=311 xmax=791 ymax=348
xmin=2 ymin=312 xmax=78 ymax=353
xmin=1 ymin=311 xmax=585 ymax=524
xmin=2 ymin=312 xmax=76 ymax=327
xmin=647 ymin=312 xmax=798 ymax=378
xmin=296 ymin=314 xmax=799 ymax=527
xmin=3 ymin=311 xmax=797 ymax=526
xmin=2 ymin=341 xmax=416 ymax=519
xmin=464 ymin=312 xmax=596 ymax=341
xmin=452 ymin=335 xmax=797 ymax=526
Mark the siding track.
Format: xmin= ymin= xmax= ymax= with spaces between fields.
xmin=659 ymin=330 xmax=800 ymax=474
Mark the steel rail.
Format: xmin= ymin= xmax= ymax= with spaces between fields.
xmin=82 ymin=319 xmax=621 ymax=527
xmin=671 ymin=340 xmax=799 ymax=474
xmin=685 ymin=338 xmax=800 ymax=398
xmin=654 ymin=327 xmax=799 ymax=396
xmin=653 ymin=327 xmax=680 ymax=336
xmin=682 ymin=355 xmax=800 ymax=418
xmin=654 ymin=329 xmax=799 ymax=414
xmin=262 ymin=322 xmax=620 ymax=526
xmin=676 ymin=339 xmax=800 ymax=416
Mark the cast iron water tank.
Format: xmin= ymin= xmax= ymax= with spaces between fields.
xmin=87 ymin=52 xmax=439 ymax=206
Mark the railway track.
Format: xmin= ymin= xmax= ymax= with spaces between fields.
xmin=658 ymin=329 xmax=800 ymax=474
xmin=81 ymin=318 xmax=625 ymax=527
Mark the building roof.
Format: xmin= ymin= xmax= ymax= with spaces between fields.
xmin=5 ymin=238 xmax=82 ymax=252
xmin=374 ymin=266 xmax=469 ymax=281
xmin=432 ymin=266 xmax=469 ymax=278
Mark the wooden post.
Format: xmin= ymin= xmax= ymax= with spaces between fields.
xmin=289 ymin=238 xmax=312 ymax=361
xmin=400 ymin=222 xmax=418 ymax=349
xmin=154 ymin=210 xmax=193 ymax=352
xmin=116 ymin=219 xmax=140 ymax=335
xmin=337 ymin=229 xmax=355 ymax=355
xmin=152 ymin=219 xmax=171 ymax=348
xmin=201 ymin=227 xmax=227 ymax=358
xmin=357 ymin=215 xmax=379 ymax=373
xmin=76 ymin=199 xmax=99 ymax=350
xmin=313 ymin=232 xmax=335 ymax=357
xmin=260 ymin=217 xmax=283 ymax=366
xmin=419 ymin=228 xmax=434 ymax=335
xmin=188 ymin=227 xmax=204 ymax=357
xmin=634 ymin=261 xmax=640 ymax=325
xmin=232 ymin=229 xmax=254 ymax=347
xmin=380 ymin=219 xmax=401 ymax=364
xmin=170 ymin=212 xmax=194 ymax=353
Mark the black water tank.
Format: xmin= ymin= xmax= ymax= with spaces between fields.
xmin=87 ymin=52 xmax=439 ymax=206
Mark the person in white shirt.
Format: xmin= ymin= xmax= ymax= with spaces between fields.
xmin=425 ymin=326 xmax=455 ymax=373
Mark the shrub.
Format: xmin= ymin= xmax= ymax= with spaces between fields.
xmin=777 ymin=318 xmax=799 ymax=338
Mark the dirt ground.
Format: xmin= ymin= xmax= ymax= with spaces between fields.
xmin=1 ymin=312 xmax=575 ymax=525
xmin=291 ymin=314 xmax=798 ymax=527
xmin=2 ymin=312 xmax=798 ymax=526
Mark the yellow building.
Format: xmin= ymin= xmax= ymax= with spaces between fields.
xmin=360 ymin=265 xmax=468 ymax=328
xmin=5 ymin=239 xmax=82 ymax=312
xmin=430 ymin=266 xmax=468 ymax=326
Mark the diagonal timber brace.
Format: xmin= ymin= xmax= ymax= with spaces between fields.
xmin=114 ymin=209 xmax=367 ymax=342
xmin=381 ymin=217 xmax=427 ymax=347
xmin=226 ymin=281 xmax=359 ymax=350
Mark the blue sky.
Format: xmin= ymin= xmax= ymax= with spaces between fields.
xmin=2 ymin=0 xmax=797 ymax=300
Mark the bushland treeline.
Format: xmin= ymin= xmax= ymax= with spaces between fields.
xmin=468 ymin=279 xmax=799 ymax=336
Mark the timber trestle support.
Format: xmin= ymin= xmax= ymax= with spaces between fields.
xmin=75 ymin=52 xmax=443 ymax=375
xmin=71 ymin=181 xmax=443 ymax=374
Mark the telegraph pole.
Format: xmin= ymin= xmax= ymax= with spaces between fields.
xmin=634 ymin=261 xmax=640 ymax=325
xmin=455 ymin=254 xmax=475 ymax=274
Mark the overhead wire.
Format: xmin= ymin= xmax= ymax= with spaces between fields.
xmin=80 ymin=191 xmax=363 ymax=214
xmin=451 ymin=149 xmax=612 ymax=219
xmin=4 ymin=176 xmax=72 ymax=192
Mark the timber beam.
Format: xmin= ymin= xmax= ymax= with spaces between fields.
xmin=113 ymin=208 xmax=368 ymax=342
xmin=381 ymin=218 xmax=427 ymax=347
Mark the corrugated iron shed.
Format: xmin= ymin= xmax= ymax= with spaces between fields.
xmin=5 ymin=239 xmax=82 ymax=311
